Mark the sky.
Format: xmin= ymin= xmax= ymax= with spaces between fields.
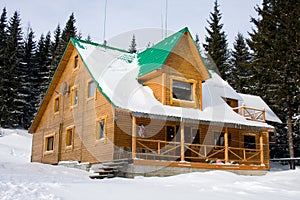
xmin=0 ymin=0 xmax=262 ymax=50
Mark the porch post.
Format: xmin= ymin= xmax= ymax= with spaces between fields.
xmin=224 ymin=127 xmax=229 ymax=163
xmin=132 ymin=116 xmax=137 ymax=159
xmin=180 ymin=122 xmax=185 ymax=162
xmin=260 ymin=132 xmax=264 ymax=165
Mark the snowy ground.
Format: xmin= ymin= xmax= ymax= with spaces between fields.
xmin=0 ymin=129 xmax=299 ymax=200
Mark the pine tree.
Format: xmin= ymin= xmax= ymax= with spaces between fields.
xmin=50 ymin=24 xmax=61 ymax=79
xmin=248 ymin=0 xmax=300 ymax=161
xmin=229 ymin=33 xmax=251 ymax=93
xmin=58 ymin=13 xmax=77 ymax=56
xmin=203 ymin=0 xmax=229 ymax=79
xmin=35 ymin=32 xmax=52 ymax=105
xmin=0 ymin=7 xmax=8 ymax=127
xmin=128 ymin=34 xmax=137 ymax=53
xmin=3 ymin=11 xmax=24 ymax=127
xmin=22 ymin=28 xmax=36 ymax=128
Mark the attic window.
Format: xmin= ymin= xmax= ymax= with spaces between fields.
xmin=54 ymin=97 xmax=59 ymax=113
xmin=223 ymin=97 xmax=238 ymax=108
xmin=74 ymin=55 xmax=79 ymax=69
xmin=172 ymin=80 xmax=193 ymax=101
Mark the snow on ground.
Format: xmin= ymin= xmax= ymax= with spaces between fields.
xmin=0 ymin=128 xmax=300 ymax=200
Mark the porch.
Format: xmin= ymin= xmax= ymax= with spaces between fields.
xmin=113 ymin=116 xmax=270 ymax=170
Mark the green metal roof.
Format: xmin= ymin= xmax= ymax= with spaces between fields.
xmin=137 ymin=27 xmax=189 ymax=77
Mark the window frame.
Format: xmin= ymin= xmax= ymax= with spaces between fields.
xmin=74 ymin=55 xmax=79 ymax=69
xmin=44 ymin=133 xmax=55 ymax=154
xmin=66 ymin=126 xmax=74 ymax=148
xmin=170 ymin=76 xmax=197 ymax=106
xmin=96 ymin=117 xmax=107 ymax=141
xmin=87 ymin=80 xmax=95 ymax=100
xmin=70 ymin=85 xmax=79 ymax=107
xmin=54 ymin=96 xmax=60 ymax=113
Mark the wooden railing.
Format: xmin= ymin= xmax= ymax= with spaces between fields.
xmin=232 ymin=104 xmax=265 ymax=122
xmin=135 ymin=138 xmax=261 ymax=164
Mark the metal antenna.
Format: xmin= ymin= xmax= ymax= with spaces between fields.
xmin=165 ymin=0 xmax=168 ymax=38
xmin=103 ymin=0 xmax=108 ymax=44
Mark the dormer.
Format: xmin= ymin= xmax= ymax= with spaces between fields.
xmin=137 ymin=27 xmax=210 ymax=110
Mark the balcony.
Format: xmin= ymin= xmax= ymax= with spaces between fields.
xmin=232 ymin=104 xmax=266 ymax=122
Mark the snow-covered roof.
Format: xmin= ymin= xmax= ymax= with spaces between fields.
xmin=74 ymin=39 xmax=278 ymax=130
xmin=238 ymin=93 xmax=282 ymax=123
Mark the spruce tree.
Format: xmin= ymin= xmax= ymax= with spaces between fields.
xmin=203 ymin=0 xmax=229 ymax=79
xmin=50 ymin=24 xmax=61 ymax=78
xmin=0 ymin=8 xmax=8 ymax=127
xmin=58 ymin=13 xmax=77 ymax=57
xmin=248 ymin=0 xmax=300 ymax=161
xmin=229 ymin=33 xmax=251 ymax=93
xmin=3 ymin=11 xmax=24 ymax=127
xmin=128 ymin=34 xmax=137 ymax=53
xmin=22 ymin=28 xmax=36 ymax=128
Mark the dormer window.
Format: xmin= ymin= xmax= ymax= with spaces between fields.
xmin=172 ymin=80 xmax=193 ymax=101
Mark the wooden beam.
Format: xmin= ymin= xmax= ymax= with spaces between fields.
xmin=224 ymin=127 xmax=229 ymax=163
xmin=260 ymin=132 xmax=264 ymax=165
xmin=132 ymin=116 xmax=137 ymax=159
xmin=180 ymin=122 xmax=185 ymax=161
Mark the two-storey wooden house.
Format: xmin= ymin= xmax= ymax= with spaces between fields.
xmin=29 ymin=27 xmax=281 ymax=176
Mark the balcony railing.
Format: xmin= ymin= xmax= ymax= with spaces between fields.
xmin=232 ymin=104 xmax=266 ymax=122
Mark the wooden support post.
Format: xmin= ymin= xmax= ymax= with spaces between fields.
xmin=224 ymin=128 xmax=229 ymax=163
xmin=260 ymin=132 xmax=264 ymax=165
xmin=241 ymin=103 xmax=245 ymax=117
xmin=132 ymin=116 xmax=137 ymax=159
xmin=180 ymin=122 xmax=185 ymax=162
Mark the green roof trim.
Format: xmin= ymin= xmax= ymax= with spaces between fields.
xmin=137 ymin=27 xmax=189 ymax=77
xmin=70 ymin=37 xmax=129 ymax=53
xmin=71 ymin=38 xmax=129 ymax=107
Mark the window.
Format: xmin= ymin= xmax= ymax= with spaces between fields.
xmin=244 ymin=135 xmax=256 ymax=149
xmin=45 ymin=135 xmax=54 ymax=152
xmin=71 ymin=86 xmax=78 ymax=106
xmin=66 ymin=127 xmax=74 ymax=147
xmin=214 ymin=132 xmax=224 ymax=147
xmin=74 ymin=55 xmax=79 ymax=69
xmin=96 ymin=119 xmax=106 ymax=140
xmin=88 ymin=81 xmax=95 ymax=98
xmin=172 ymin=80 xmax=193 ymax=101
xmin=166 ymin=126 xmax=176 ymax=141
xmin=54 ymin=97 xmax=59 ymax=113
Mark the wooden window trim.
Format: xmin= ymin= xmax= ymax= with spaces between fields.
xmin=87 ymin=79 xmax=95 ymax=101
xmin=170 ymin=76 xmax=197 ymax=106
xmin=66 ymin=125 xmax=75 ymax=149
xmin=70 ymin=85 xmax=79 ymax=108
xmin=44 ymin=133 xmax=56 ymax=155
xmin=54 ymin=96 xmax=60 ymax=114
xmin=96 ymin=116 xmax=107 ymax=142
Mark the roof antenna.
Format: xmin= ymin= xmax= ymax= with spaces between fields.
xmin=161 ymin=14 xmax=164 ymax=39
xmin=103 ymin=0 xmax=108 ymax=45
xmin=165 ymin=0 xmax=168 ymax=38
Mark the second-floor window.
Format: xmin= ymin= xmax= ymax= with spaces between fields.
xmin=74 ymin=55 xmax=79 ymax=69
xmin=88 ymin=81 xmax=95 ymax=98
xmin=172 ymin=79 xmax=193 ymax=101
xmin=54 ymin=97 xmax=59 ymax=113
xmin=71 ymin=86 xmax=78 ymax=106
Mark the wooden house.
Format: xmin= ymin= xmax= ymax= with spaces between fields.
xmin=29 ymin=27 xmax=281 ymax=176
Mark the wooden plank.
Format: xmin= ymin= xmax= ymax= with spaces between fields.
xmin=132 ymin=116 xmax=137 ymax=159
xmin=180 ymin=123 xmax=185 ymax=161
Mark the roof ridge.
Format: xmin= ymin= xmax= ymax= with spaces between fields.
xmin=70 ymin=37 xmax=129 ymax=53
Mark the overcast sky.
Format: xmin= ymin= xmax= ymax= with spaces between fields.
xmin=0 ymin=0 xmax=262 ymax=50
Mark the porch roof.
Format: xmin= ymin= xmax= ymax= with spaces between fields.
xmin=73 ymin=36 xmax=277 ymax=131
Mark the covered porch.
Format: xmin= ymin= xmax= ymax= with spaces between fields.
xmin=113 ymin=115 xmax=271 ymax=170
